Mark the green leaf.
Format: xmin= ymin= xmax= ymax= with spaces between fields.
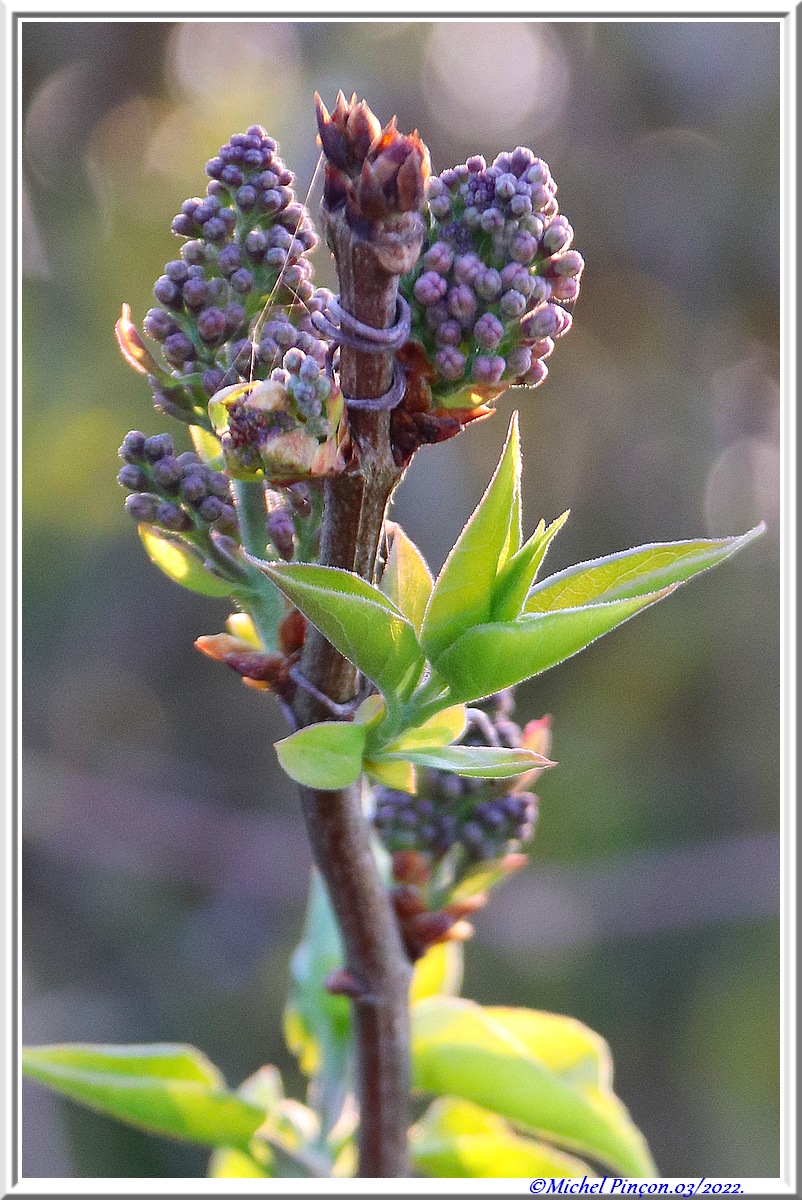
xmin=381 ymin=524 xmax=434 ymax=632
xmin=525 ymin=526 xmax=765 ymax=613
xmin=208 ymin=1148 xmax=270 ymax=1178
xmin=138 ymin=525 xmax=234 ymax=598
xmin=255 ymin=562 xmax=424 ymax=696
xmin=375 ymin=704 xmax=467 ymax=755
xmin=435 ymin=588 xmax=676 ymax=702
xmin=411 ymin=998 xmax=656 ymax=1176
xmin=411 ymin=1097 xmax=595 ymax=1179
xmin=410 ymin=942 xmax=464 ymax=1006
xmin=492 ymin=510 xmax=570 ymax=622
xmin=420 ymin=413 xmax=521 ymax=661
xmin=21 ymin=1043 xmax=266 ymax=1151
xmin=190 ymin=425 xmax=225 ymax=469
xmin=378 ymin=743 xmax=552 ymax=779
xmin=283 ymin=872 xmax=351 ymax=1138
xmin=274 ymin=722 xmax=366 ymax=790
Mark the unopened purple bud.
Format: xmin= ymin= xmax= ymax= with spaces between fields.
xmin=156 ymin=501 xmax=193 ymax=532
xmin=163 ymin=332 xmax=195 ymax=366
xmin=198 ymin=495 xmax=225 ymax=523
xmin=125 ymin=492 xmax=159 ymax=522
xmin=434 ymin=347 xmax=466 ymax=382
xmin=265 ymin=248 xmax=287 ymax=270
xmin=495 ymin=172 xmax=518 ymax=201
xmin=216 ymin=244 xmax=240 ymax=276
xmin=473 ymin=312 xmax=504 ymax=351
xmin=511 ymin=146 xmax=535 ymax=175
xmin=282 ymin=263 xmax=307 ymax=289
xmin=230 ymin=268 xmax=254 ymax=294
xmin=202 ymin=217 xmax=227 ymax=242
xmin=552 ymin=250 xmax=584 ymax=278
xmin=500 ymin=262 xmax=531 ymax=294
xmin=552 ymin=276 xmax=580 ymax=302
xmin=245 ymin=229 xmax=268 ymax=260
xmin=552 ymin=307 xmax=573 ymax=336
xmin=435 ymin=319 xmax=463 ymax=347
xmin=531 ymin=337 xmax=555 ymax=360
xmin=259 ymin=189 xmax=282 ymax=214
xmin=283 ymin=348 xmax=304 ymax=374
xmin=180 ymin=474 xmax=208 ymax=505
xmin=117 ymin=463 xmax=149 ymax=491
xmin=293 ymin=381 xmax=318 ymax=413
xmin=120 ymin=430 xmax=147 ymax=462
xmin=224 ymin=304 xmax=246 ymax=336
xmin=196 ymin=307 xmax=227 ymax=345
xmin=510 ymin=231 xmax=539 ymax=264
xmin=505 ymin=345 xmax=532 ymax=377
xmin=182 ymin=278 xmax=208 ymax=309
xmin=206 ymin=157 xmax=225 ymax=179
xmin=466 ymin=155 xmax=486 ymax=173
xmin=165 ymin=260 xmax=189 ymax=284
xmin=414 ymin=271 xmax=448 ymax=306
xmin=235 ymin=185 xmax=256 ymax=211
xmin=151 ymin=455 xmax=182 ymax=492
xmin=298 ymin=356 xmax=319 ymax=382
xmin=220 ymin=164 xmax=243 ymax=188
xmin=499 ymin=289 xmax=527 ymax=319
xmin=202 ymin=368 xmax=226 ymax=397
xmin=143 ymin=308 xmax=177 ymax=341
xmin=428 ymin=194 xmax=452 ymax=220
xmin=423 ymin=242 xmax=454 ymax=274
xmin=453 ymin=253 xmax=482 ymax=286
xmin=267 ymin=509 xmax=295 ymax=560
xmin=475 ymin=268 xmax=503 ymax=302
xmin=526 ymin=159 xmax=550 ymax=186
xmin=479 ymin=207 xmax=504 ymax=234
xmin=255 ymin=170 xmax=278 ymax=190
xmin=510 ymin=193 xmax=533 ymax=218
xmin=153 ymin=276 xmax=182 ymax=308
xmin=521 ymin=303 xmax=561 ymax=340
xmin=181 ymin=240 xmax=207 ymax=265
xmin=206 ymin=471 xmax=230 ymax=499
xmin=447 ymin=283 xmax=477 ymax=323
xmin=524 ymin=359 xmax=549 ymax=387
xmin=471 ymin=355 xmax=506 ymax=385
xmin=542 ymin=216 xmax=573 ymax=254
xmin=529 ymin=276 xmax=552 ymax=304
xmin=171 ymin=214 xmax=194 ymax=238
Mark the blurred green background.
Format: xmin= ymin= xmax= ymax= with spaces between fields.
xmin=21 ymin=19 xmax=782 ymax=1179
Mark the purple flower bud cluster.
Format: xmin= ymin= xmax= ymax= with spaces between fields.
xmin=138 ymin=125 xmax=333 ymax=427
xmin=118 ymin=430 xmax=238 ymax=536
xmin=373 ymin=692 xmax=538 ymax=870
xmin=219 ymin=335 xmax=338 ymax=477
xmin=402 ymin=148 xmax=583 ymax=406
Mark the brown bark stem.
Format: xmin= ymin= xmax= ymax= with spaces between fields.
xmin=291 ymin=205 xmax=423 ymax=1177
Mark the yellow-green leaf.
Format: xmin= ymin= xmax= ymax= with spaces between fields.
xmin=410 ymin=942 xmax=464 ymax=1005
xmin=411 ymin=1097 xmax=595 ymax=1179
xmin=274 ymin=722 xmax=366 ymax=790
xmin=255 ymin=562 xmax=425 ymax=696
xmin=381 ymin=524 xmax=434 ymax=632
xmin=138 ymin=525 xmax=234 ymax=598
xmin=378 ymin=705 xmax=467 ymax=755
xmin=411 ymin=998 xmax=656 ymax=1176
xmin=525 ymin=526 xmax=764 ymax=613
xmin=379 ymin=744 xmax=552 ymax=779
xmin=435 ymin=589 xmax=676 ymax=702
xmin=492 ymin=510 xmax=570 ymax=622
xmin=420 ymin=413 xmax=521 ymax=661
xmin=22 ymin=1043 xmax=266 ymax=1151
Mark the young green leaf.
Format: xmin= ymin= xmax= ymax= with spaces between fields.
xmin=21 ymin=1043 xmax=266 ymax=1151
xmin=381 ymin=523 xmax=435 ymax=632
xmin=434 ymin=588 xmax=676 ymax=702
xmin=420 ymin=413 xmax=521 ymax=661
xmin=363 ymin=757 xmax=418 ymax=793
xmin=283 ymin=872 xmax=351 ymax=1138
xmin=254 ymin=562 xmax=424 ymax=695
xmin=410 ymin=942 xmax=464 ymax=1006
xmin=377 ymin=744 xmax=553 ymax=779
xmin=491 ymin=510 xmax=570 ymax=622
xmin=411 ymin=1097 xmax=594 ymax=1179
xmin=525 ymin=526 xmax=765 ymax=613
xmin=274 ymin=722 xmax=366 ymax=790
xmin=138 ymin=525 xmax=234 ymax=598
xmin=411 ymin=998 xmax=656 ymax=1176
xmin=190 ymin=425 xmax=226 ymax=469
xmin=208 ymin=1148 xmax=270 ymax=1178
xmin=375 ymin=705 xmax=467 ymax=755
